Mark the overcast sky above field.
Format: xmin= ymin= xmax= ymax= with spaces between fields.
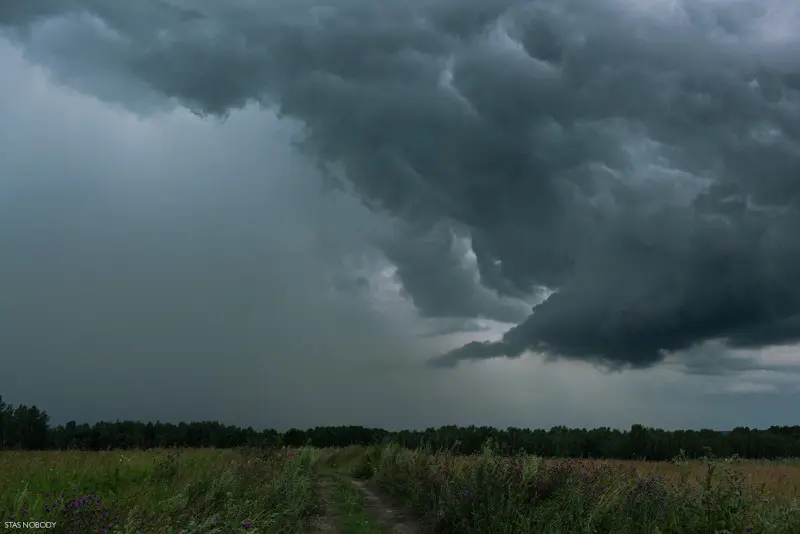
xmin=1 ymin=0 xmax=799 ymax=431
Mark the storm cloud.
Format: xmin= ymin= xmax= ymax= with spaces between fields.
xmin=1 ymin=0 xmax=799 ymax=376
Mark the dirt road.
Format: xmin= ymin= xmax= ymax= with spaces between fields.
xmin=309 ymin=474 xmax=427 ymax=534
xmin=348 ymin=478 xmax=426 ymax=534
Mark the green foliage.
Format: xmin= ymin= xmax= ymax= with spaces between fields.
xmin=0 ymin=447 xmax=320 ymax=533
xmin=328 ymin=444 xmax=800 ymax=534
xmin=329 ymin=477 xmax=383 ymax=534
xmin=352 ymin=446 xmax=383 ymax=480
xmin=4 ymin=394 xmax=800 ymax=462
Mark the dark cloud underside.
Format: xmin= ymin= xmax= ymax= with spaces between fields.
xmin=1 ymin=0 xmax=799 ymax=373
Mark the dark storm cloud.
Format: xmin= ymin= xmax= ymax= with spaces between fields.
xmin=418 ymin=318 xmax=495 ymax=338
xmin=380 ymin=222 xmax=530 ymax=322
xmin=2 ymin=0 xmax=800 ymax=372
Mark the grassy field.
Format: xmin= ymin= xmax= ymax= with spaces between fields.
xmin=0 ymin=448 xmax=320 ymax=533
xmin=323 ymin=444 xmax=800 ymax=533
xmin=2 ymin=445 xmax=800 ymax=533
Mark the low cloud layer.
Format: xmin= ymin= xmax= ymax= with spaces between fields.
xmin=1 ymin=0 xmax=799 ymax=379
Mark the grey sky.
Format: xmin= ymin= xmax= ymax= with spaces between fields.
xmin=1 ymin=0 xmax=799 ymax=430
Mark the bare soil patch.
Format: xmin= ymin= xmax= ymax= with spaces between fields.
xmin=348 ymin=478 xmax=428 ymax=534
xmin=309 ymin=475 xmax=341 ymax=534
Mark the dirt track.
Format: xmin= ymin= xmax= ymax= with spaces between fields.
xmin=310 ymin=474 xmax=427 ymax=534
xmin=309 ymin=476 xmax=340 ymax=533
xmin=348 ymin=478 xmax=426 ymax=534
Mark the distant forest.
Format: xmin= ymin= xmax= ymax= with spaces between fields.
xmin=1 ymin=395 xmax=799 ymax=460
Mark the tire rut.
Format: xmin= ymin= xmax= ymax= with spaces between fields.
xmin=347 ymin=478 xmax=428 ymax=534
xmin=309 ymin=475 xmax=341 ymax=534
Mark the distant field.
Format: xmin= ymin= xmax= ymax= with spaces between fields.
xmin=574 ymin=457 xmax=800 ymax=501
xmin=515 ymin=457 xmax=800 ymax=502
xmin=2 ymin=446 xmax=800 ymax=533
xmin=0 ymin=448 xmax=319 ymax=533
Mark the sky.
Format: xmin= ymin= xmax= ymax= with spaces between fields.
xmin=1 ymin=0 xmax=799 ymax=431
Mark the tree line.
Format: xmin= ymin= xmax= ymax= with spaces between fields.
xmin=1 ymin=395 xmax=799 ymax=460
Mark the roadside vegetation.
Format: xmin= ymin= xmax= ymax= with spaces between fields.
xmin=2 ymin=444 xmax=799 ymax=533
xmin=2 ymin=395 xmax=799 ymax=533
xmin=323 ymin=443 xmax=800 ymax=534
xmin=326 ymin=476 xmax=384 ymax=534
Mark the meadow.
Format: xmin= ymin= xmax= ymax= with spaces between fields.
xmin=2 ymin=444 xmax=800 ymax=533
xmin=323 ymin=443 xmax=800 ymax=534
xmin=0 ymin=448 xmax=319 ymax=533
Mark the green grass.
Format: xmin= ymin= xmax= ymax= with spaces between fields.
xmin=327 ymin=476 xmax=384 ymax=534
xmin=6 ymin=445 xmax=799 ymax=533
xmin=325 ymin=443 xmax=800 ymax=534
xmin=0 ymin=448 xmax=321 ymax=533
